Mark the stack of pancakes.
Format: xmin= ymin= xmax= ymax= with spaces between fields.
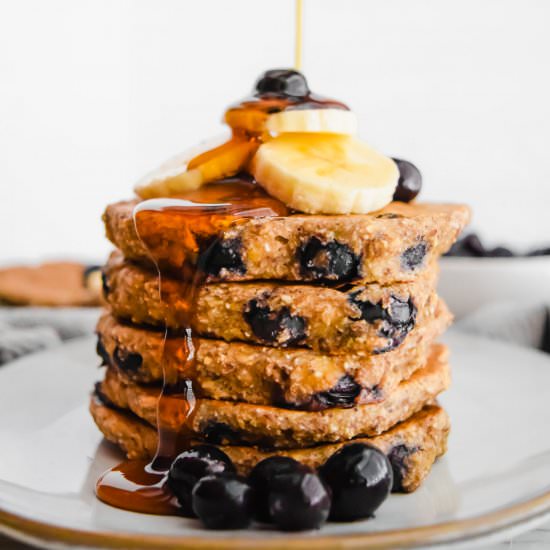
xmin=91 ymin=199 xmax=469 ymax=493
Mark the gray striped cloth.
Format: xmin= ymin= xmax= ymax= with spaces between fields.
xmin=0 ymin=307 xmax=100 ymax=365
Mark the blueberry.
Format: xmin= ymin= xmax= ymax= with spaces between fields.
xmin=486 ymin=246 xmax=514 ymax=258
xmin=268 ymin=468 xmax=331 ymax=531
xmin=202 ymin=422 xmax=243 ymax=445
xmin=96 ymin=336 xmax=110 ymax=366
xmin=401 ymin=241 xmax=427 ymax=270
xmin=376 ymin=213 xmax=403 ymax=219
xmin=203 ymin=238 xmax=245 ymax=277
xmin=192 ymin=473 xmax=253 ymax=529
xmin=100 ymin=268 xmax=110 ymax=297
xmin=348 ymin=295 xmax=385 ymax=324
xmin=255 ymin=69 xmax=309 ymax=98
xmin=248 ymin=456 xmax=307 ymax=522
xmin=298 ymin=237 xmax=359 ymax=281
xmin=112 ymin=346 xmax=142 ymax=374
xmin=319 ymin=443 xmax=393 ymax=521
xmin=445 ymin=234 xmax=485 ymax=257
xmin=387 ymin=444 xmax=416 ymax=492
xmin=167 ymin=445 xmax=235 ymax=516
xmin=311 ymin=375 xmax=361 ymax=410
xmin=391 ymin=159 xmax=422 ymax=203
xmin=528 ymin=247 xmax=550 ymax=257
xmin=244 ymin=298 xmax=307 ymax=346
xmin=388 ymin=295 xmax=416 ymax=326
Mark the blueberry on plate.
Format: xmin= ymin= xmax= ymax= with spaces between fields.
xmin=319 ymin=443 xmax=393 ymax=521
xmin=254 ymin=68 xmax=310 ymax=98
xmin=167 ymin=445 xmax=235 ymax=517
xmin=391 ymin=158 xmax=422 ymax=203
xmin=248 ymin=456 xmax=307 ymax=522
xmin=192 ymin=473 xmax=253 ymax=530
xmin=268 ymin=468 xmax=331 ymax=531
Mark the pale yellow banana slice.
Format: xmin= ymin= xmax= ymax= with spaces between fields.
xmin=226 ymin=107 xmax=357 ymax=136
xmin=265 ymin=108 xmax=358 ymax=136
xmin=134 ymin=135 xmax=257 ymax=199
xmin=250 ymin=133 xmax=399 ymax=214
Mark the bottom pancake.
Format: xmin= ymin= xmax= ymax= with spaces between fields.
xmin=90 ymin=396 xmax=449 ymax=493
xmin=97 ymin=345 xmax=450 ymax=448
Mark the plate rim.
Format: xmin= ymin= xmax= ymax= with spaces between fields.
xmin=1 ymin=488 xmax=550 ymax=549
xmin=1 ymin=334 xmax=550 ymax=549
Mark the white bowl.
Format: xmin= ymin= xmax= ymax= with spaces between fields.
xmin=438 ymin=256 xmax=550 ymax=319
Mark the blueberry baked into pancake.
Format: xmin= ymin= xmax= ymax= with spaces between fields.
xmin=90 ymin=69 xmax=469 ymax=530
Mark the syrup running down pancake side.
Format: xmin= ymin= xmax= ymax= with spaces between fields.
xmin=95 ymin=176 xmax=288 ymax=515
xmin=96 ymin=85 xmax=349 ymax=515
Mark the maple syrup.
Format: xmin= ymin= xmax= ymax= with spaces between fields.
xmin=96 ymin=0 xmax=349 ymax=516
xmin=95 ymin=176 xmax=288 ymax=514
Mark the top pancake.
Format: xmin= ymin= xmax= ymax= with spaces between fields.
xmin=104 ymin=200 xmax=470 ymax=284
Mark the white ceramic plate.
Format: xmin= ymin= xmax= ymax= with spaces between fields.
xmin=0 ymin=331 xmax=549 ymax=549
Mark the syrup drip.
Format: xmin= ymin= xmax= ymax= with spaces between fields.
xmin=96 ymin=176 xmax=287 ymax=514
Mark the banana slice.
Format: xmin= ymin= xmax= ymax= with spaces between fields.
xmin=265 ymin=109 xmax=358 ymax=136
xmin=226 ymin=107 xmax=357 ymax=136
xmin=135 ymin=135 xmax=257 ymax=199
xmin=250 ymin=133 xmax=399 ymax=214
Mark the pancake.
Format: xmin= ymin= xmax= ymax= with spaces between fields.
xmin=90 ymin=397 xmax=449 ymax=493
xmin=97 ymin=348 xmax=450 ymax=448
xmin=96 ymin=301 xmax=451 ymax=410
xmin=103 ymin=253 xmax=439 ymax=353
xmin=104 ymin=199 xmax=469 ymax=284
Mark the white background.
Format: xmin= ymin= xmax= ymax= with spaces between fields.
xmin=1 ymin=0 xmax=549 ymax=263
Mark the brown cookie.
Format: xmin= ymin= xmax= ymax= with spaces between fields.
xmin=0 ymin=262 xmax=102 ymax=307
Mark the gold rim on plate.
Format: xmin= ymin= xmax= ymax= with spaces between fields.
xmin=1 ymin=488 xmax=550 ymax=549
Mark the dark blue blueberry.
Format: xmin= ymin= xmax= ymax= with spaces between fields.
xmin=401 ymin=241 xmax=427 ymax=270
xmin=244 ymin=297 xmax=306 ymax=346
xmin=192 ymin=473 xmax=253 ymax=529
xmin=311 ymin=375 xmax=361 ymax=410
xmin=100 ymin=268 xmax=110 ymax=297
xmin=486 ymin=246 xmax=514 ymax=258
xmin=112 ymin=346 xmax=142 ymax=374
xmin=387 ymin=444 xmax=417 ymax=492
xmin=391 ymin=158 xmax=422 ymax=203
xmin=268 ymin=468 xmax=331 ymax=531
xmin=202 ymin=422 xmax=243 ymax=445
xmin=445 ymin=234 xmax=485 ymax=257
xmin=298 ymin=237 xmax=359 ymax=281
xmin=319 ymin=443 xmax=393 ymax=521
xmin=168 ymin=445 xmax=235 ymax=517
xmin=203 ymin=238 xmax=245 ymax=277
xmin=255 ymin=69 xmax=309 ymax=98
xmin=96 ymin=336 xmax=110 ymax=366
xmin=248 ymin=456 xmax=307 ymax=523
xmin=528 ymin=247 xmax=550 ymax=257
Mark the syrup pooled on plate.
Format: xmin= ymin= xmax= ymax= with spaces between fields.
xmin=95 ymin=175 xmax=288 ymax=515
